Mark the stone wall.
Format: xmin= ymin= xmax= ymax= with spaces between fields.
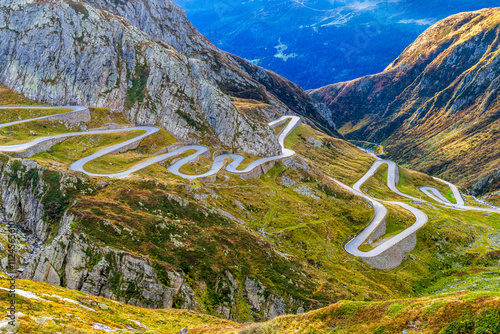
xmin=362 ymin=232 xmax=417 ymax=270
xmin=16 ymin=137 xmax=68 ymax=158
xmin=46 ymin=107 xmax=91 ymax=124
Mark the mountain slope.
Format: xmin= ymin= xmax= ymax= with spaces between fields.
xmin=309 ymin=7 xmax=500 ymax=200
xmin=2 ymin=277 xmax=500 ymax=333
xmin=175 ymin=0 xmax=499 ymax=89
xmin=0 ymin=95 xmax=499 ymax=324
xmin=1 ymin=1 xmax=500 ymax=327
xmin=82 ymin=0 xmax=338 ymax=134
xmin=0 ymin=0 xmax=335 ymax=157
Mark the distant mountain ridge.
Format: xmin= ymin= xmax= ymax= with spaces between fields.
xmin=309 ymin=7 xmax=500 ymax=200
xmin=175 ymin=0 xmax=499 ymax=89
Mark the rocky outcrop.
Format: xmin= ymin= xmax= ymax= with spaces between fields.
xmin=244 ymin=277 xmax=288 ymax=320
xmin=0 ymin=0 xmax=336 ymax=157
xmin=0 ymin=157 xmax=306 ymax=320
xmin=0 ymin=158 xmax=197 ymax=309
xmin=83 ymin=0 xmax=215 ymax=57
xmin=82 ymin=0 xmax=336 ymax=136
xmin=25 ymin=212 xmax=198 ymax=310
xmin=0 ymin=0 xmax=279 ymax=156
xmin=1 ymin=159 xmax=48 ymax=242
xmin=472 ymin=170 xmax=500 ymax=197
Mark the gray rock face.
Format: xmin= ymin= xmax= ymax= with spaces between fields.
xmin=0 ymin=158 xmax=305 ymax=320
xmin=293 ymin=185 xmax=321 ymax=200
xmin=83 ymin=0 xmax=212 ymax=56
xmin=83 ymin=0 xmax=336 ymax=134
xmin=0 ymin=158 xmax=195 ymax=310
xmin=282 ymin=156 xmax=311 ymax=173
xmin=25 ymin=214 xmax=197 ymax=309
xmin=0 ymin=0 xmax=336 ymax=157
xmin=0 ymin=0 xmax=279 ymax=156
xmin=244 ymin=277 xmax=290 ymax=320
xmin=472 ymin=170 xmax=500 ymax=196
xmin=1 ymin=159 xmax=48 ymax=242
xmin=0 ymin=319 xmax=20 ymax=333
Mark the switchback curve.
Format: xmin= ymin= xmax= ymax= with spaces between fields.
xmin=0 ymin=106 xmax=301 ymax=180
xmin=0 ymin=106 xmax=498 ymax=269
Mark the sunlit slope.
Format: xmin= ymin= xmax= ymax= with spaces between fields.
xmin=310 ymin=7 xmax=500 ymax=199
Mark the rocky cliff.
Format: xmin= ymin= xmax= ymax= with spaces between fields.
xmin=83 ymin=0 xmax=339 ymax=135
xmin=0 ymin=157 xmax=313 ymax=321
xmin=0 ymin=0 xmax=335 ymax=156
xmin=309 ymin=7 xmax=500 ymax=196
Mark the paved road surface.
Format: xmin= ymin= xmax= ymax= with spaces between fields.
xmin=0 ymin=106 xmax=497 ymax=267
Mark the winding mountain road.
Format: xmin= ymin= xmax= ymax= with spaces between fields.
xmin=342 ymin=158 xmax=499 ymax=268
xmin=0 ymin=106 xmax=301 ymax=180
xmin=0 ymin=106 xmax=498 ymax=269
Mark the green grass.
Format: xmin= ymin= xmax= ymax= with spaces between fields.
xmin=124 ymin=63 xmax=150 ymax=110
xmin=428 ymin=270 xmax=500 ymax=294
xmin=68 ymin=159 xmax=381 ymax=317
xmin=86 ymin=107 xmax=131 ymax=128
xmin=83 ymin=129 xmax=179 ymax=174
xmin=0 ymin=85 xmax=43 ymax=106
xmin=398 ymin=167 xmax=457 ymax=204
xmin=273 ymin=122 xmax=287 ymax=136
xmin=175 ymin=151 xmax=217 ymax=176
xmin=34 ymin=131 xmax=145 ymax=168
xmin=284 ymin=124 xmax=376 ymax=184
xmin=351 ymin=140 xmax=385 ymax=155
xmin=2 ymin=97 xmax=500 ymax=325
xmin=174 ymin=150 xmax=262 ymax=175
xmin=0 ymin=107 xmax=71 ymax=123
xmin=32 ymin=120 xmax=500 ymax=321
xmin=0 ymin=277 xmax=236 ymax=334
xmin=196 ymin=292 xmax=500 ymax=334
xmin=358 ymin=162 xmax=459 ymax=206
xmin=0 ymin=118 xmax=83 ymax=145
xmin=235 ymin=153 xmax=261 ymax=171
xmin=0 ymin=107 xmax=132 ymax=146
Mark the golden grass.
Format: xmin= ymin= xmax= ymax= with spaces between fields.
xmin=0 ymin=277 xmax=237 ymax=334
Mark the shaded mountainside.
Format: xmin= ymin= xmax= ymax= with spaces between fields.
xmin=310 ymin=7 xmax=500 ymax=199
xmin=0 ymin=0 xmax=335 ymax=157
xmin=175 ymin=0 xmax=499 ymax=89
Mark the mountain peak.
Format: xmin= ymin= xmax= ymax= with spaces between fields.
xmin=310 ymin=6 xmax=500 ymax=199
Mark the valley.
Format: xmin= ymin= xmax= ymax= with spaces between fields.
xmin=176 ymin=0 xmax=500 ymax=89
xmin=310 ymin=7 xmax=500 ymax=207
xmin=0 ymin=101 xmax=499 ymax=332
xmin=0 ymin=0 xmax=499 ymax=333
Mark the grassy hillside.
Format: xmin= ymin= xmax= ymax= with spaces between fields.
xmin=0 ymin=276 xmax=235 ymax=333
xmin=0 ymin=105 xmax=499 ymax=324
xmin=197 ymin=292 xmax=500 ymax=334
xmin=0 ymin=85 xmax=42 ymax=106
xmin=309 ymin=8 xmax=500 ymax=200
xmin=2 ymin=277 xmax=499 ymax=334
